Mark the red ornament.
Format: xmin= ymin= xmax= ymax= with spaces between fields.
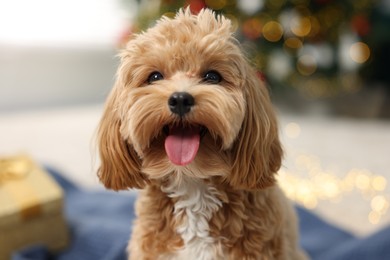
xmin=351 ymin=14 xmax=371 ymax=37
xmin=117 ymin=25 xmax=134 ymax=48
xmin=256 ymin=71 xmax=267 ymax=83
xmin=242 ymin=18 xmax=262 ymax=40
xmin=185 ymin=0 xmax=206 ymax=14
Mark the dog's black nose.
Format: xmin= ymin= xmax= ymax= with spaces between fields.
xmin=168 ymin=92 xmax=195 ymax=117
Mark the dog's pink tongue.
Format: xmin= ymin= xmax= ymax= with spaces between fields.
xmin=165 ymin=126 xmax=200 ymax=166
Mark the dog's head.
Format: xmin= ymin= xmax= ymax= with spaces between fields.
xmin=97 ymin=8 xmax=282 ymax=190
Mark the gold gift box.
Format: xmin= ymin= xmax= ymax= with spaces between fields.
xmin=0 ymin=155 xmax=69 ymax=260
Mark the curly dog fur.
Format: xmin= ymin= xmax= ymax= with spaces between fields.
xmin=97 ymin=8 xmax=307 ymax=260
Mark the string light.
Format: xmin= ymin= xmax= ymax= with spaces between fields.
xmin=277 ymin=153 xmax=389 ymax=225
xmin=280 ymin=126 xmax=389 ymax=226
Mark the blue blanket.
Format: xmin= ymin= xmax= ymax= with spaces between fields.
xmin=13 ymin=168 xmax=390 ymax=260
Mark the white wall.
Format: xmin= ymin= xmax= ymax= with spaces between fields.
xmin=0 ymin=0 xmax=136 ymax=111
xmin=0 ymin=45 xmax=118 ymax=111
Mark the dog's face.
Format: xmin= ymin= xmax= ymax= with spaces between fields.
xmin=97 ymin=9 xmax=282 ymax=190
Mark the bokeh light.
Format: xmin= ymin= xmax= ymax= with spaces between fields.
xmin=278 ymin=154 xmax=390 ymax=225
xmin=284 ymin=37 xmax=303 ymax=52
xmin=238 ymin=0 xmax=264 ymax=15
xmin=369 ymin=211 xmax=381 ymax=224
xmin=242 ymin=18 xmax=262 ymax=40
xmin=137 ymin=0 xmax=382 ymax=106
xmin=267 ymin=51 xmax=292 ymax=79
xmin=372 ymin=176 xmax=387 ymax=191
xmin=350 ymin=42 xmax=371 ymax=63
xmin=285 ymin=122 xmax=301 ymax=139
xmin=297 ymin=54 xmax=317 ymax=76
xmin=371 ymin=195 xmax=388 ymax=213
xmin=308 ymin=16 xmax=320 ymax=37
xmin=162 ymin=12 xmax=176 ymax=18
xmin=262 ymin=21 xmax=283 ymax=42
xmin=290 ymin=16 xmax=311 ymax=37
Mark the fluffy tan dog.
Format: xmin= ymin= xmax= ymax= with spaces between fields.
xmin=97 ymin=8 xmax=307 ymax=260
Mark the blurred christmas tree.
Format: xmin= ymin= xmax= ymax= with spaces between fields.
xmin=121 ymin=0 xmax=389 ymax=116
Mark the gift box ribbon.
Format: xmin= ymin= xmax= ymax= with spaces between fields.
xmin=0 ymin=157 xmax=42 ymax=220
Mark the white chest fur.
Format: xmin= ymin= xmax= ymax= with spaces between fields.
xmin=161 ymin=176 xmax=223 ymax=260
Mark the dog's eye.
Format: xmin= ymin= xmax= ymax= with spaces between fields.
xmin=147 ymin=72 xmax=164 ymax=84
xmin=203 ymin=70 xmax=222 ymax=84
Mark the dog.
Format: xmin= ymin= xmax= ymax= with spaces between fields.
xmin=97 ymin=8 xmax=307 ymax=260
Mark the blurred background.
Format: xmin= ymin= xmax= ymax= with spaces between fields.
xmin=0 ymin=0 xmax=389 ymax=237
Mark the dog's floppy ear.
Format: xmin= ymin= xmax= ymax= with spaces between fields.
xmin=97 ymin=87 xmax=148 ymax=190
xmin=229 ymin=67 xmax=283 ymax=190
